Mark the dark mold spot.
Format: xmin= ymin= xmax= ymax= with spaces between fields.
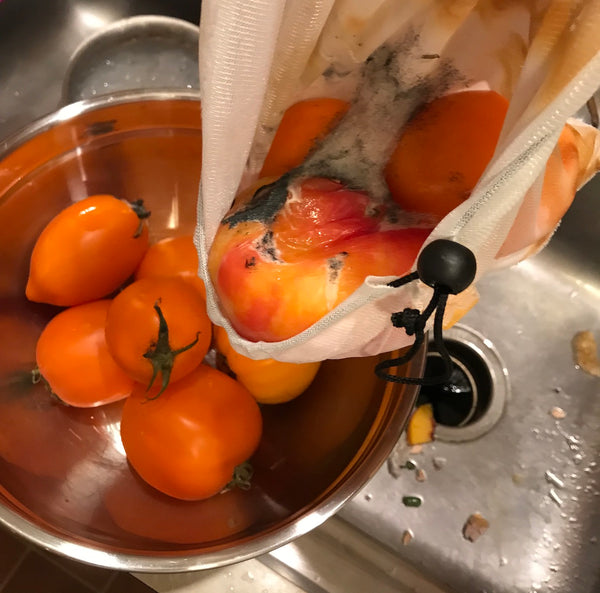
xmin=327 ymin=252 xmax=348 ymax=282
xmin=224 ymin=173 xmax=292 ymax=228
xmin=255 ymin=231 xmax=280 ymax=262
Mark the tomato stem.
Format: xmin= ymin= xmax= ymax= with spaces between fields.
xmin=227 ymin=461 xmax=254 ymax=491
xmin=128 ymin=199 xmax=151 ymax=238
xmin=143 ymin=302 xmax=199 ymax=399
xmin=30 ymin=367 xmax=68 ymax=406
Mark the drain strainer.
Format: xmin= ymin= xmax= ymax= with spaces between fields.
xmin=420 ymin=324 xmax=510 ymax=442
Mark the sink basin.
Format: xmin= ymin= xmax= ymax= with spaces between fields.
xmin=0 ymin=0 xmax=200 ymax=139
xmin=329 ymin=158 xmax=600 ymax=592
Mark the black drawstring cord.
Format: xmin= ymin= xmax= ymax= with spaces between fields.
xmin=375 ymin=287 xmax=452 ymax=385
xmin=374 ymin=240 xmax=477 ymax=386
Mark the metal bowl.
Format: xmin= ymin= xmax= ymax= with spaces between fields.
xmin=0 ymin=91 xmax=424 ymax=572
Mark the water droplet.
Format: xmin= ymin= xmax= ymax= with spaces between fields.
xmin=553 ymin=543 xmax=561 ymax=550
xmin=499 ymin=556 xmax=508 ymax=567
xmin=103 ymin=82 xmax=109 ymax=88
xmin=573 ymin=453 xmax=584 ymax=465
xmin=591 ymin=536 xmax=598 ymax=544
xmin=545 ymin=470 xmax=565 ymax=489
xmin=91 ymin=89 xmax=97 ymax=96
xmin=549 ymin=489 xmax=563 ymax=507
xmin=105 ymin=58 xmax=112 ymax=66
xmin=13 ymin=90 xmax=21 ymax=97
xmin=364 ymin=493 xmax=373 ymax=501
xmin=242 ymin=571 xmax=255 ymax=582
xmin=568 ymin=516 xmax=577 ymax=523
xmin=186 ymin=84 xmax=193 ymax=88
xmin=550 ymin=565 xmax=559 ymax=572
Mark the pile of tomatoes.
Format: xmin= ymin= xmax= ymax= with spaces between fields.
xmin=26 ymin=195 xmax=320 ymax=501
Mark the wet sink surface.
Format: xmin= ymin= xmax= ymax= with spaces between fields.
xmin=338 ymin=176 xmax=600 ymax=592
xmin=0 ymin=0 xmax=200 ymax=139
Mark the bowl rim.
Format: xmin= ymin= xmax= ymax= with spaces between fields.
xmin=0 ymin=89 xmax=202 ymax=161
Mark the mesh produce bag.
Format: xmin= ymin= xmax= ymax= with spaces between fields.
xmin=195 ymin=0 xmax=600 ymax=363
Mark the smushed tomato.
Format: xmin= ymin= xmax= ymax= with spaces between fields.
xmin=120 ymin=364 xmax=263 ymax=501
xmin=105 ymin=277 xmax=211 ymax=393
xmin=215 ymin=326 xmax=321 ymax=404
xmin=35 ymin=300 xmax=135 ymax=407
xmin=26 ymin=195 xmax=150 ymax=306
xmin=135 ymin=235 xmax=206 ymax=299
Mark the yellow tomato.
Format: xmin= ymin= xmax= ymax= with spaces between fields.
xmin=214 ymin=326 xmax=321 ymax=404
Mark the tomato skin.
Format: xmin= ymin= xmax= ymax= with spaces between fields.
xmin=385 ymin=90 xmax=509 ymax=219
xmin=105 ymin=277 xmax=211 ymax=386
xmin=120 ymin=364 xmax=263 ymax=501
xmin=260 ymin=98 xmax=350 ymax=178
xmin=215 ymin=326 xmax=321 ymax=403
xmin=135 ymin=235 xmax=206 ymax=299
xmin=26 ymin=195 xmax=150 ymax=306
xmin=35 ymin=300 xmax=135 ymax=407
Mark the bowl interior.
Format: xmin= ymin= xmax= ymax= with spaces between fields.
xmin=0 ymin=94 xmax=423 ymax=570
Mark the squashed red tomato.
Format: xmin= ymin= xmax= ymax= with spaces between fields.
xmin=36 ymin=300 xmax=134 ymax=407
xmin=26 ymin=194 xmax=150 ymax=306
xmin=120 ymin=364 xmax=262 ymax=500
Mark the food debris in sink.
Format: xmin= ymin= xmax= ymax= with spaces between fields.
xmin=571 ymin=330 xmax=600 ymax=377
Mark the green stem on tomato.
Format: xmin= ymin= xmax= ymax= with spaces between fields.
xmin=143 ymin=302 xmax=199 ymax=400
xmin=127 ymin=199 xmax=151 ymax=238
xmin=227 ymin=461 xmax=254 ymax=491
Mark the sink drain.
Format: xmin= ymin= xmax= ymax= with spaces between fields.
xmin=418 ymin=324 xmax=510 ymax=442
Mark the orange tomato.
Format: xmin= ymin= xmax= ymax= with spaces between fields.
xmin=135 ymin=235 xmax=206 ymax=300
xmin=26 ymin=195 xmax=150 ymax=306
xmin=385 ymin=90 xmax=509 ymax=219
xmin=120 ymin=364 xmax=262 ymax=500
xmin=214 ymin=326 xmax=321 ymax=403
xmin=260 ymin=98 xmax=350 ymax=178
xmin=105 ymin=277 xmax=211 ymax=393
xmin=36 ymin=300 xmax=134 ymax=407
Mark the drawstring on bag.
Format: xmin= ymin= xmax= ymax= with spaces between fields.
xmin=375 ymin=239 xmax=477 ymax=386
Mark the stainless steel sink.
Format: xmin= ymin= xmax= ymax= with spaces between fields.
xmin=1 ymin=3 xmax=599 ymax=592
xmin=262 ymin=166 xmax=600 ymax=593
xmin=0 ymin=0 xmax=200 ymax=139
xmin=332 ymin=172 xmax=600 ymax=592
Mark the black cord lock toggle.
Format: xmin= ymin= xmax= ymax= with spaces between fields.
xmin=375 ymin=239 xmax=477 ymax=386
